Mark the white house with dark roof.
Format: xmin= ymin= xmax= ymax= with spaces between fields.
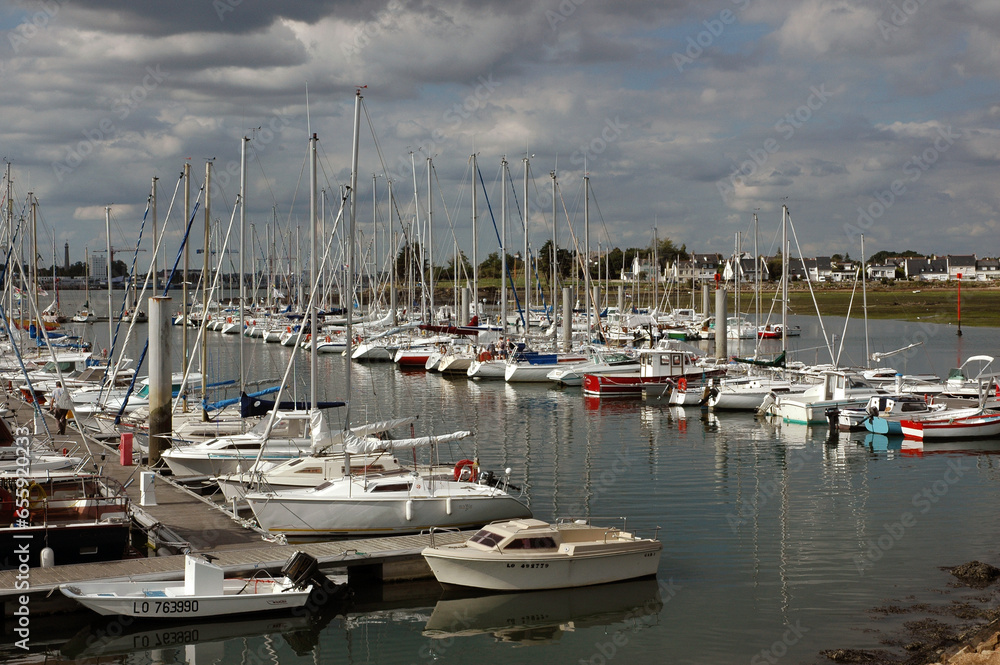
xmin=946 ymin=255 xmax=977 ymax=280
xmin=975 ymin=258 xmax=1000 ymax=280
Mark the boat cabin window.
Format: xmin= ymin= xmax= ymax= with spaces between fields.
xmin=503 ymin=537 xmax=557 ymax=550
xmin=901 ymin=402 xmax=926 ymax=412
xmin=672 ymin=355 xmax=682 ymax=367
xmin=369 ymin=482 xmax=411 ymax=493
xmin=469 ymin=530 xmax=505 ymax=548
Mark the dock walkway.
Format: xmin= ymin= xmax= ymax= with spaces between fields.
xmin=1 ymin=396 xmax=469 ymax=614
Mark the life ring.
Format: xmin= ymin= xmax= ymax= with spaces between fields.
xmin=677 ymin=377 xmax=688 ymax=391
xmin=453 ymin=459 xmax=478 ymax=482
xmin=227 ymin=316 xmax=233 ymax=324
xmin=286 ymin=326 xmax=292 ymax=333
xmin=325 ymin=335 xmax=332 ymax=343
xmin=0 ymin=487 xmax=14 ymax=524
xmin=27 ymin=483 xmax=47 ymax=509
xmin=62 ymin=447 xmax=69 ymax=456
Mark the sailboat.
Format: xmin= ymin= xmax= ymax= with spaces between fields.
xmin=246 ymin=91 xmax=532 ymax=538
xmin=72 ymin=248 xmax=97 ymax=323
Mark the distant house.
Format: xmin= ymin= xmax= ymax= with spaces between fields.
xmin=904 ymin=257 xmax=949 ymax=281
xmin=867 ymin=264 xmax=898 ymax=281
xmin=947 ymin=255 xmax=977 ymax=280
xmin=976 ymin=258 xmax=1000 ymax=280
xmin=673 ymin=253 xmax=721 ymax=283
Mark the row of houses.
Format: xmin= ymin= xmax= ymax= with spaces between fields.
xmin=624 ymin=254 xmax=999 ymax=283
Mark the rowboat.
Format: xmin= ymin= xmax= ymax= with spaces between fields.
xmin=900 ymin=411 xmax=1000 ymax=441
xmin=59 ymin=552 xmax=318 ymax=618
xmin=422 ymin=517 xmax=662 ymax=591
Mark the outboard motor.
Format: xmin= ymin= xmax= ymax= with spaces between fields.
xmin=281 ymin=551 xmax=326 ymax=591
xmin=825 ymin=407 xmax=840 ymax=445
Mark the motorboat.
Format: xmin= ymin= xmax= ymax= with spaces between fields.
xmin=59 ymin=552 xmax=319 ymax=618
xmin=763 ymin=369 xmax=885 ymax=425
xmin=0 ymin=471 xmax=133 ymax=569
xmin=900 ymin=410 xmax=1000 ymax=441
xmin=582 ymin=343 xmax=723 ymax=397
xmin=835 ymin=394 xmax=949 ymax=433
xmin=421 ymin=517 xmax=662 ymax=591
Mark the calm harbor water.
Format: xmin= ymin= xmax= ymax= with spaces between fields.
xmin=6 ymin=291 xmax=1000 ymax=664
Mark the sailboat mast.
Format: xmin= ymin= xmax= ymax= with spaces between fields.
xmin=347 ymin=88 xmax=362 ymax=427
xmin=781 ymin=204 xmax=788 ymax=353
xmin=500 ymin=157 xmax=508 ymax=336
xmin=584 ymin=174 xmax=591 ymax=341
xmin=522 ymin=157 xmax=530 ymax=335
xmin=30 ymin=193 xmax=38 ymax=330
xmin=427 ymin=156 xmax=434 ymax=326
xmin=240 ymin=136 xmax=248 ymax=401
xmin=182 ymin=162 xmax=190 ymax=401
xmin=151 ymin=176 xmax=158 ymax=293
xmin=861 ymin=233 xmax=870 ymax=369
xmin=309 ymin=133 xmax=318 ymax=409
xmin=201 ymin=161 xmax=211 ymax=421
xmin=471 ymin=153 xmax=478 ymax=325
xmin=550 ymin=169 xmax=557 ymax=324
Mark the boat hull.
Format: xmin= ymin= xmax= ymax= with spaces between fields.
xmin=422 ymin=542 xmax=662 ymax=591
xmin=60 ymin=579 xmax=312 ymax=618
xmin=900 ymin=413 xmax=1000 ymax=440
xmin=246 ymin=492 xmax=532 ymax=538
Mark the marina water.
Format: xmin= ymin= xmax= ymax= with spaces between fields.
xmin=8 ymin=293 xmax=1000 ymax=664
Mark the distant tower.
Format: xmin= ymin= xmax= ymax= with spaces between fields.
xmin=64 ymin=242 xmax=70 ymax=270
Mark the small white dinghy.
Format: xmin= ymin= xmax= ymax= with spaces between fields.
xmin=422 ymin=518 xmax=662 ymax=591
xmin=60 ymin=552 xmax=318 ymax=618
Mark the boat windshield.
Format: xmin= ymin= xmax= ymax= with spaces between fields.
xmin=503 ymin=537 xmax=557 ymax=550
xmin=469 ymin=529 xmax=504 ymax=548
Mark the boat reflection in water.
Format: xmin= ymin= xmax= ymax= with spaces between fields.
xmin=60 ymin=613 xmax=317 ymax=661
xmin=422 ymin=577 xmax=664 ymax=645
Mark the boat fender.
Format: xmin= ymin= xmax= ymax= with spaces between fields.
xmin=405 ymin=499 xmax=414 ymax=521
xmin=40 ymin=547 xmax=54 ymax=568
xmin=677 ymin=377 xmax=688 ymax=391
xmin=446 ymin=497 xmax=453 ymax=515
xmin=453 ymin=459 xmax=478 ymax=482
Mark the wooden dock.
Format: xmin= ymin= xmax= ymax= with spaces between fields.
xmin=1 ymin=397 xmax=470 ymax=615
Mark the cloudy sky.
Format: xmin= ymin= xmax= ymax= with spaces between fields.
xmin=1 ymin=0 xmax=998 ymax=272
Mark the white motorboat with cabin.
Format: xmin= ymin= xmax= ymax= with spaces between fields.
xmin=421 ymin=517 xmax=662 ymax=591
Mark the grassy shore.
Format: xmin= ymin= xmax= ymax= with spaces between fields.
xmin=436 ymin=280 xmax=1000 ymax=327
xmin=783 ymin=283 xmax=1000 ymax=327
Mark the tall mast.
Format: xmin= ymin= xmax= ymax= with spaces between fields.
xmin=309 ymin=133 xmax=318 ymax=409
xmin=781 ymin=204 xmax=788 ymax=354
xmin=861 ymin=233 xmax=869 ymax=368
xmin=471 ymin=153 xmax=478 ymax=324
xmin=201 ymin=161 xmax=211 ymax=421
xmin=105 ymin=205 xmax=113 ymax=353
xmin=522 ymin=156 xmax=530 ymax=336
xmin=584 ymin=174 xmax=591 ymax=341
xmin=30 ymin=193 xmax=37 ymax=328
xmin=240 ymin=136 xmax=248 ymax=403
xmin=500 ymin=157 xmax=508 ymax=336
xmin=427 ymin=156 xmax=434 ymax=326
xmin=347 ymin=88 xmax=361 ymax=427
xmin=182 ymin=162 xmax=190 ymax=408
xmin=550 ymin=169 xmax=557 ymax=324
xmin=150 ymin=177 xmax=158 ymax=293
xmin=410 ymin=152 xmax=423 ymax=322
